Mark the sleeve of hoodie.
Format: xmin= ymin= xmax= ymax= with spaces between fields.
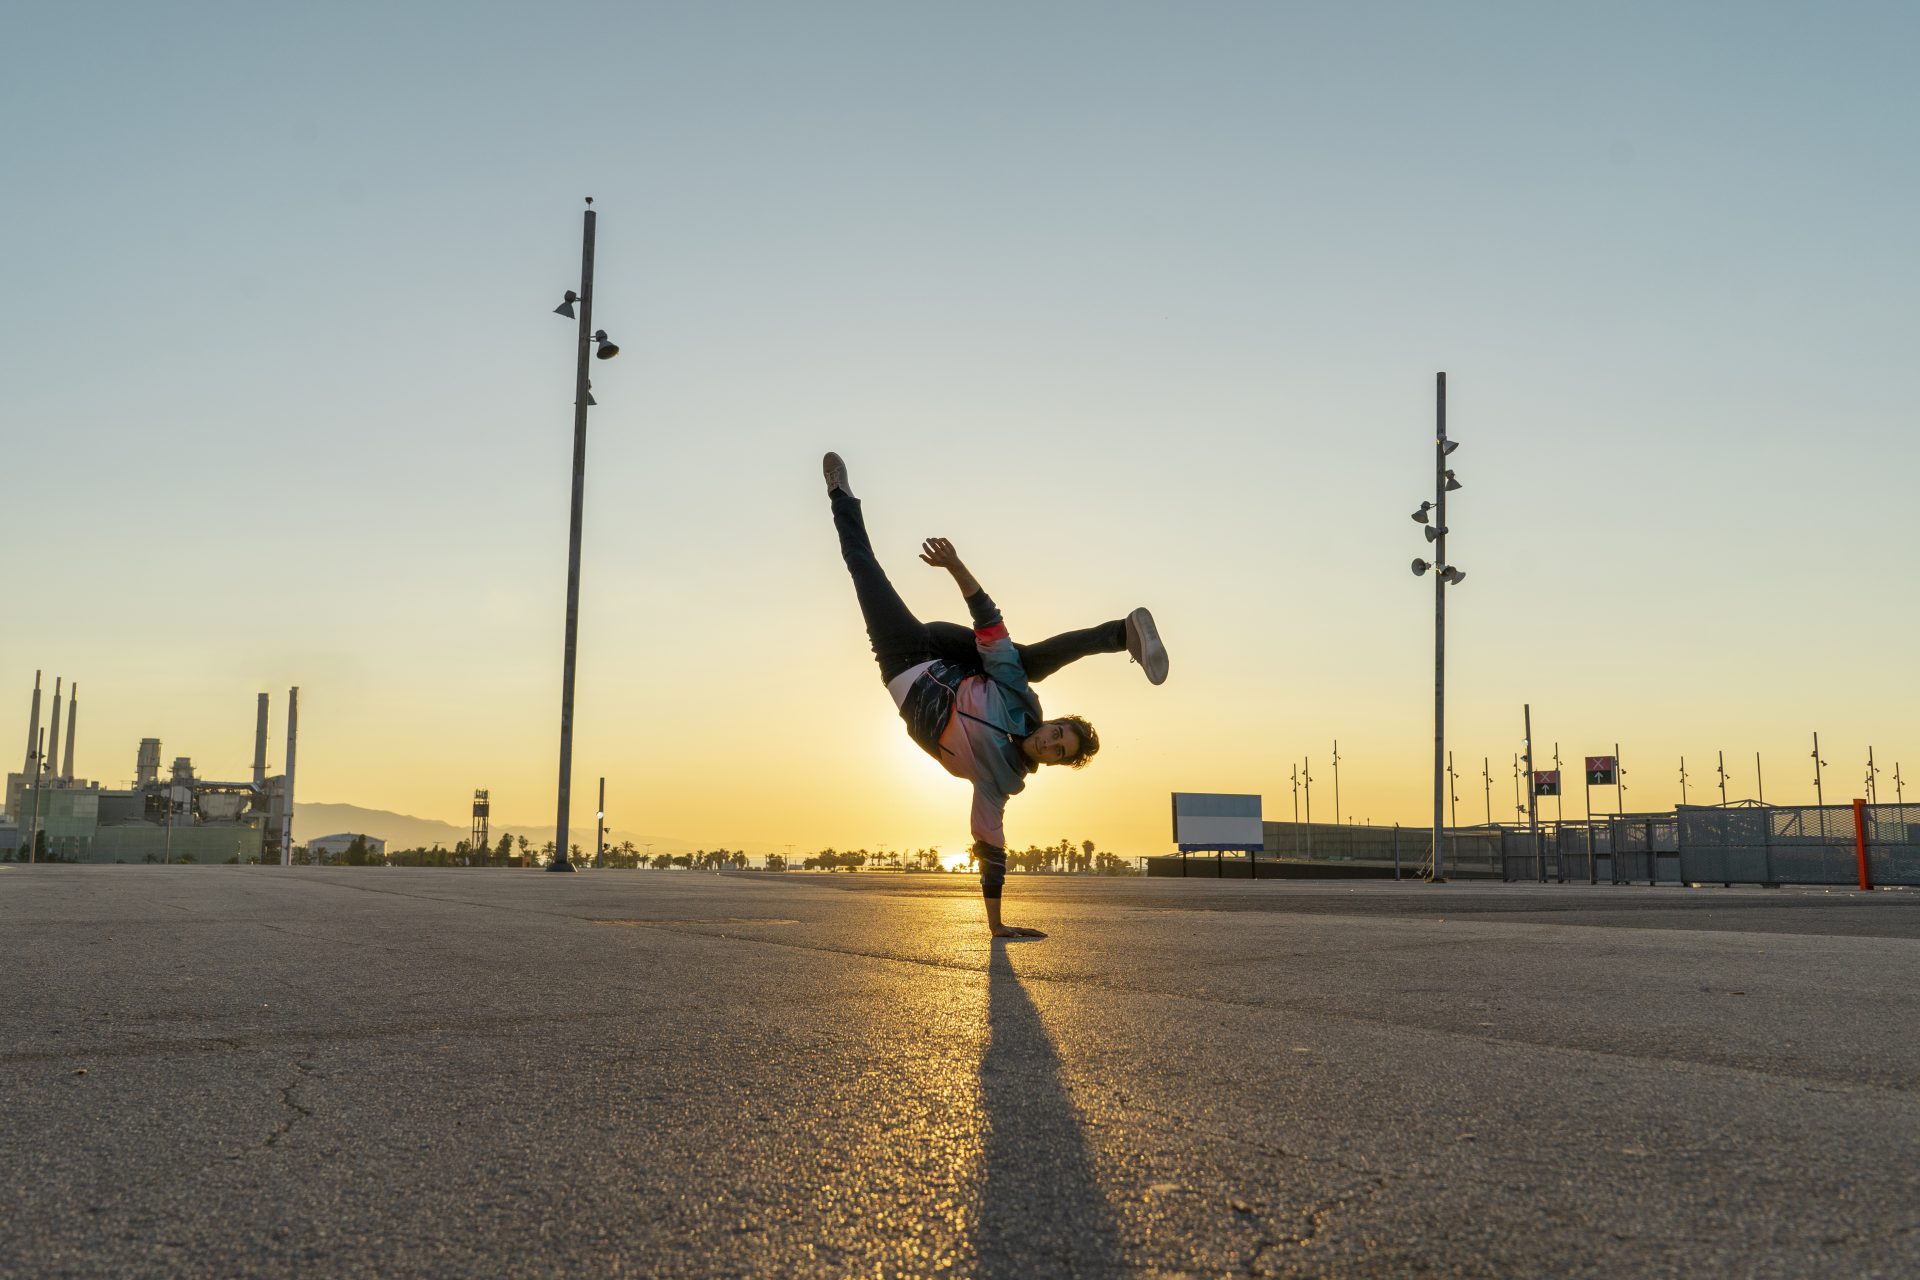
xmin=970 ymin=785 xmax=1008 ymax=852
xmin=964 ymin=590 xmax=1035 ymax=708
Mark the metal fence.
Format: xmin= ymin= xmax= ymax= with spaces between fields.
xmin=1498 ymin=803 xmax=1920 ymax=887
xmin=1263 ymin=822 xmax=1504 ymax=879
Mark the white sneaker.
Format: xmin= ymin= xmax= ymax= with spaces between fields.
xmin=822 ymin=452 xmax=853 ymax=497
xmin=1125 ymin=607 xmax=1168 ymax=685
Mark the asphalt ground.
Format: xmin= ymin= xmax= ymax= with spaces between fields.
xmin=2 ymin=867 xmax=1916 ymax=1279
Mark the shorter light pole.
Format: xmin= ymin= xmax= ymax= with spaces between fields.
xmin=1290 ymin=763 xmax=1301 ymax=857
xmin=1812 ymin=732 xmax=1826 ymax=806
xmin=1331 ymin=741 xmax=1341 ymax=824
xmin=1331 ymin=740 xmax=1342 ymax=852
xmin=1482 ymin=756 xmax=1492 ymax=827
xmin=1866 ymin=747 xmax=1880 ymax=806
xmin=1717 ymin=751 xmax=1729 ymax=807
xmin=1302 ymin=757 xmax=1314 ymax=858
xmin=1894 ymin=763 xmax=1905 ymax=805
xmin=1679 ymin=756 xmax=1689 ymax=806
xmin=595 ymin=776 xmax=606 ymax=869
xmin=1446 ymin=751 xmax=1459 ymax=830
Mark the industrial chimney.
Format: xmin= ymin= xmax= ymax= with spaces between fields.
xmin=45 ymin=678 xmax=63 ymax=783
xmin=22 ymin=671 xmax=41 ymax=776
xmin=61 ymin=683 xmax=76 ymax=781
xmin=253 ymin=692 xmax=270 ymax=789
xmin=136 ymin=739 xmax=161 ymax=787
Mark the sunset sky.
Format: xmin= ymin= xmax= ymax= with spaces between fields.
xmin=5 ymin=2 xmax=1914 ymax=856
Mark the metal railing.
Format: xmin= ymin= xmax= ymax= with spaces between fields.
xmin=1497 ymin=804 xmax=1919 ymax=887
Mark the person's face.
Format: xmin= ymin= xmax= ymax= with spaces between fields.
xmin=1029 ymin=720 xmax=1082 ymax=766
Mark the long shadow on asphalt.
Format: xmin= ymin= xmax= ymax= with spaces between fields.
xmin=975 ymin=941 xmax=1123 ymax=1278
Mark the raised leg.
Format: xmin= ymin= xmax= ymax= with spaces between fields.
xmin=831 ymin=491 xmax=931 ymax=682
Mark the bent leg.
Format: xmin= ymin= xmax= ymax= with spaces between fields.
xmin=1013 ymin=620 xmax=1127 ymax=683
xmin=926 ymin=618 xmax=1125 ymax=683
xmin=831 ymin=491 xmax=930 ymax=682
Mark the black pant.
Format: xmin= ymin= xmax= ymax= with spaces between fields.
xmin=832 ymin=490 xmax=1125 ymax=685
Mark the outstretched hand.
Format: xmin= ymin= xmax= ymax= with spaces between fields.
xmin=919 ymin=537 xmax=963 ymax=570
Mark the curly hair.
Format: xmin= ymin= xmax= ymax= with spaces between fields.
xmin=1056 ymin=715 xmax=1099 ymax=769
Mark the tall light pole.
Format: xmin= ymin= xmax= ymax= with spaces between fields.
xmin=1812 ymin=732 xmax=1826 ymax=806
xmin=1410 ymin=372 xmax=1464 ymax=882
xmin=1894 ymin=763 xmax=1905 ymax=805
xmin=595 ymin=776 xmax=606 ymax=869
xmin=550 ymin=198 xmax=620 ymax=874
xmin=1866 ymin=746 xmax=1880 ymax=806
xmin=1331 ymin=741 xmax=1341 ymax=838
xmin=1679 ymin=756 xmax=1689 ymax=806
xmin=1717 ymin=751 xmax=1729 ymax=807
xmin=1482 ymin=756 xmax=1492 ymax=827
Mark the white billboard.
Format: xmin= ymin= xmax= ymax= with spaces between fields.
xmin=1171 ymin=792 xmax=1263 ymax=851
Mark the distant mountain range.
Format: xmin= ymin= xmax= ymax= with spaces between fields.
xmin=294 ymin=802 xmax=693 ymax=855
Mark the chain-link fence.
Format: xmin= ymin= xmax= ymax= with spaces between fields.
xmin=1498 ymin=804 xmax=1920 ymax=886
xmin=1261 ymin=822 xmax=1504 ymax=878
xmin=1158 ymin=807 xmax=1918 ymax=885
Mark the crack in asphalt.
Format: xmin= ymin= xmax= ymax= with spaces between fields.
xmin=263 ymin=1061 xmax=315 ymax=1150
xmin=0 ymin=1012 xmax=629 ymax=1065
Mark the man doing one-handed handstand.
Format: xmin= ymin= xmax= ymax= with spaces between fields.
xmin=822 ymin=452 xmax=1168 ymax=937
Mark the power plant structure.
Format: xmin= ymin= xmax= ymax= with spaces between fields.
xmin=3 ymin=673 xmax=300 ymax=864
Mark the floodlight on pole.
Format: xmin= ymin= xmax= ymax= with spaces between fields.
xmin=1408 ymin=372 xmax=1465 ymax=882
xmin=549 ymin=196 xmax=618 ymax=874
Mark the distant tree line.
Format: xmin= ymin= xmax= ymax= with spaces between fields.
xmin=276 ymin=834 xmax=1140 ymax=874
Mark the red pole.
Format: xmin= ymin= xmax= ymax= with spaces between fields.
xmin=1853 ymin=798 xmax=1872 ymax=890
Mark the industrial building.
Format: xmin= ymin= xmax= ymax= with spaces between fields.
xmin=4 ymin=672 xmax=300 ymax=864
xmin=307 ymin=833 xmax=386 ymax=861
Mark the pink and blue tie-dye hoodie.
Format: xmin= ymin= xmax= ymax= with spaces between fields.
xmin=897 ymin=591 xmax=1040 ymax=855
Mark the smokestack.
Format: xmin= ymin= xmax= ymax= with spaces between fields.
xmin=253 ymin=692 xmax=270 ymax=789
xmin=136 ymin=739 xmax=161 ymax=787
xmin=23 ymin=670 xmax=41 ymax=775
xmin=45 ymin=679 xmax=63 ymax=783
xmin=61 ymin=683 xmax=77 ymax=781
xmin=281 ymin=687 xmax=299 ymax=867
